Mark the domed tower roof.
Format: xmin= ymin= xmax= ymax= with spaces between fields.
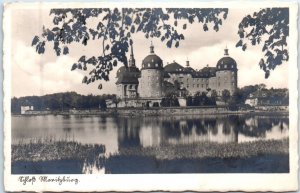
xmin=141 ymin=42 xmax=163 ymax=70
xmin=216 ymin=48 xmax=237 ymax=71
xmin=116 ymin=66 xmax=140 ymax=78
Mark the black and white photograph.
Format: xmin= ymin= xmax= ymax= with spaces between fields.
xmin=3 ymin=1 xmax=298 ymax=192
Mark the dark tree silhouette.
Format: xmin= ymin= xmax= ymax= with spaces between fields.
xmin=31 ymin=8 xmax=228 ymax=89
xmin=236 ymin=8 xmax=289 ymax=78
xmin=32 ymin=8 xmax=289 ymax=90
xmin=221 ymin=89 xmax=231 ymax=104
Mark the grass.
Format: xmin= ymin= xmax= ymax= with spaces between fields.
xmin=12 ymin=138 xmax=288 ymax=162
xmin=117 ymin=138 xmax=289 ymax=160
xmin=12 ymin=138 xmax=105 ymax=162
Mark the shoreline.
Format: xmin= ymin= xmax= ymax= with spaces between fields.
xmin=12 ymin=107 xmax=289 ymax=117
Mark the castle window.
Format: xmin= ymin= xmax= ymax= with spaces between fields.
xmin=201 ymin=84 xmax=203 ymax=88
xmin=193 ymin=84 xmax=195 ymax=88
xmin=155 ymin=63 xmax=158 ymax=67
xmin=232 ymin=65 xmax=234 ymax=68
xmin=224 ymin=64 xmax=227 ymax=68
xmin=232 ymin=82 xmax=235 ymax=86
xmin=187 ymin=84 xmax=189 ymax=88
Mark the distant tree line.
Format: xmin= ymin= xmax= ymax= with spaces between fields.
xmin=227 ymin=84 xmax=289 ymax=110
xmin=160 ymin=83 xmax=288 ymax=109
xmin=11 ymin=92 xmax=115 ymax=114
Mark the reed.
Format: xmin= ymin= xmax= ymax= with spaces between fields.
xmin=118 ymin=138 xmax=289 ymax=160
xmin=12 ymin=138 xmax=105 ymax=162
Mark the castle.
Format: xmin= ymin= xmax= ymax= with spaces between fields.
xmin=115 ymin=42 xmax=238 ymax=107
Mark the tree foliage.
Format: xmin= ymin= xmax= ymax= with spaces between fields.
xmin=221 ymin=89 xmax=231 ymax=104
xmin=32 ymin=7 xmax=289 ymax=89
xmin=32 ymin=8 xmax=228 ymax=89
xmin=236 ymin=8 xmax=289 ymax=78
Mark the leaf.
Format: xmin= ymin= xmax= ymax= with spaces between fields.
xmin=97 ymin=22 xmax=104 ymax=30
xmin=242 ymin=43 xmax=247 ymax=51
xmin=166 ymin=40 xmax=172 ymax=48
xmin=105 ymin=44 xmax=110 ymax=50
xmin=82 ymin=76 xmax=88 ymax=83
xmin=71 ymin=63 xmax=77 ymax=71
xmin=63 ymin=46 xmax=69 ymax=55
xmin=98 ymin=84 xmax=102 ymax=89
xmin=82 ymin=36 xmax=88 ymax=46
xmin=203 ymin=23 xmax=208 ymax=31
xmin=32 ymin=36 xmax=39 ymax=46
xmin=36 ymin=41 xmax=45 ymax=54
xmin=236 ymin=40 xmax=243 ymax=47
xmin=183 ymin=24 xmax=187 ymax=30
xmin=83 ymin=64 xmax=87 ymax=71
xmin=175 ymin=41 xmax=179 ymax=48
xmin=113 ymin=60 xmax=117 ymax=66
xmin=79 ymin=56 xmax=86 ymax=63
xmin=130 ymin=25 xmax=135 ymax=33
xmin=125 ymin=15 xmax=132 ymax=25
xmin=265 ymin=70 xmax=270 ymax=79
xmin=174 ymin=20 xmax=177 ymax=26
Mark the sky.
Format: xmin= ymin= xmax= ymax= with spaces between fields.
xmin=10 ymin=7 xmax=289 ymax=98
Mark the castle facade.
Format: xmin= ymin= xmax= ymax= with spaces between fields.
xmin=115 ymin=43 xmax=238 ymax=107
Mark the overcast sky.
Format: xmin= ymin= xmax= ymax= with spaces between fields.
xmin=10 ymin=7 xmax=289 ymax=98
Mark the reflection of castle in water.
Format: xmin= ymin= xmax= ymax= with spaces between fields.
xmin=115 ymin=115 xmax=289 ymax=149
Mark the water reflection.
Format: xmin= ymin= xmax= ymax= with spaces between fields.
xmin=12 ymin=114 xmax=289 ymax=154
xmin=11 ymin=114 xmax=289 ymax=174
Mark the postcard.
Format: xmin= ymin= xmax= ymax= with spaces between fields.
xmin=3 ymin=1 xmax=298 ymax=192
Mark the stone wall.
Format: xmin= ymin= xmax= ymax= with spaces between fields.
xmin=116 ymin=106 xmax=227 ymax=116
xmin=216 ymin=70 xmax=237 ymax=95
xmin=139 ymin=69 xmax=163 ymax=98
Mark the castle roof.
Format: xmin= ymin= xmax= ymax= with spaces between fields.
xmin=116 ymin=73 xmax=139 ymax=84
xmin=185 ymin=66 xmax=195 ymax=73
xmin=216 ymin=48 xmax=237 ymax=71
xmin=116 ymin=66 xmax=140 ymax=78
xmin=141 ymin=43 xmax=163 ymax=70
xmin=192 ymin=67 xmax=217 ymax=78
xmin=164 ymin=61 xmax=188 ymax=73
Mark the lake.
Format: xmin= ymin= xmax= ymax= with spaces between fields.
xmin=11 ymin=114 xmax=289 ymax=174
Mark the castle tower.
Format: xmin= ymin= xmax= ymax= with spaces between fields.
xmin=139 ymin=42 xmax=164 ymax=98
xmin=115 ymin=42 xmax=140 ymax=99
xmin=215 ymin=47 xmax=238 ymax=96
xmin=128 ymin=41 xmax=136 ymax=68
